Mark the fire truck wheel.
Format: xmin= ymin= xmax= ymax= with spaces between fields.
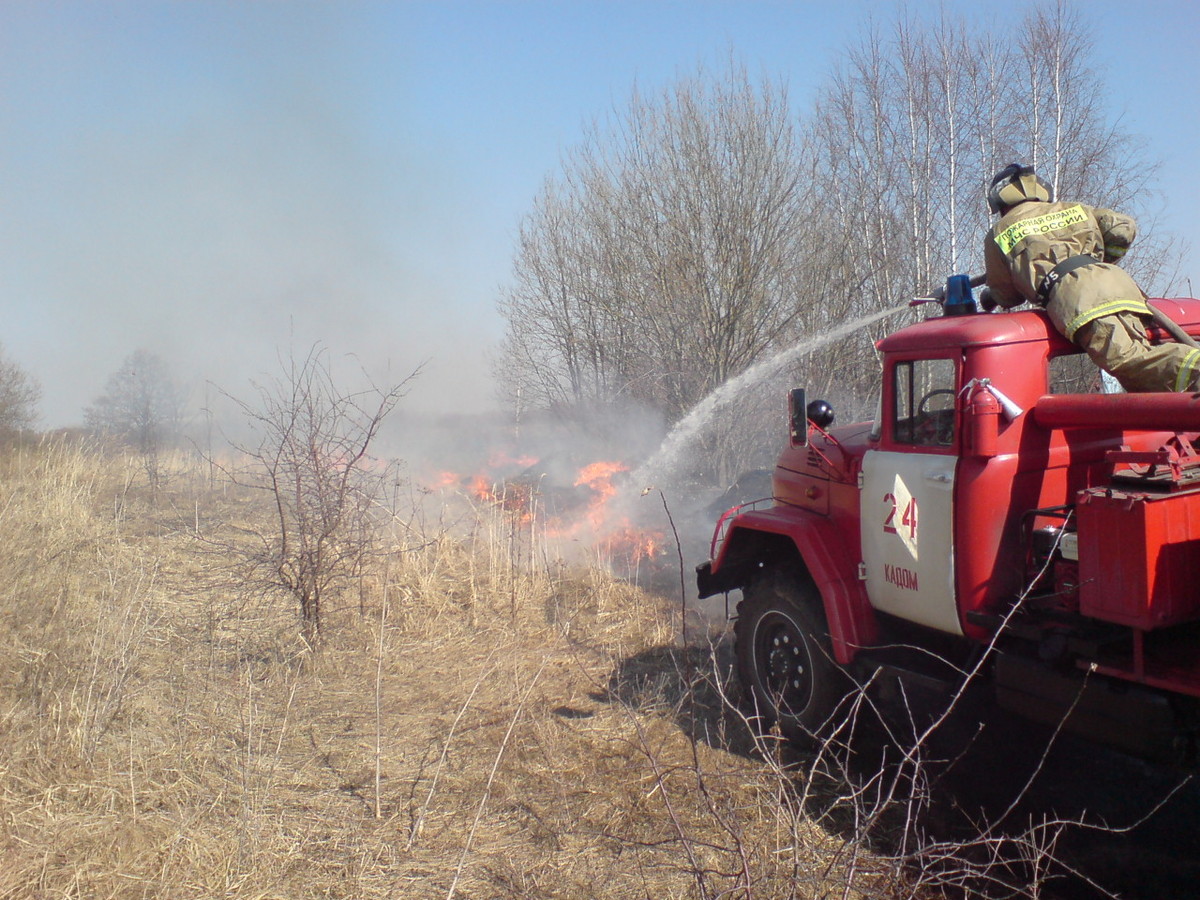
xmin=736 ymin=569 xmax=847 ymax=744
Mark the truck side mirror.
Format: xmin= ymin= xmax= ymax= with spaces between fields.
xmin=788 ymin=388 xmax=807 ymax=446
xmin=789 ymin=390 xmax=835 ymax=446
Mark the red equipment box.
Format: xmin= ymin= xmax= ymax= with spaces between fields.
xmin=1076 ymin=485 xmax=1200 ymax=629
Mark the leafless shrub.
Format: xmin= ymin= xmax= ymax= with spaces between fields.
xmin=582 ymin=631 xmax=1192 ymax=899
xmin=211 ymin=345 xmax=418 ymax=643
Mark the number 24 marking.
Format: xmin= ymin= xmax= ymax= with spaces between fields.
xmin=883 ymin=493 xmax=918 ymax=539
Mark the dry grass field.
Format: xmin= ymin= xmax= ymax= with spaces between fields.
xmin=0 ymin=438 xmax=927 ymax=899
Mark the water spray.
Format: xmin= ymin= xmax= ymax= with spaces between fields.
xmin=634 ymin=302 xmax=911 ymax=488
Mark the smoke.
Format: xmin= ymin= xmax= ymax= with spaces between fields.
xmin=633 ymin=304 xmax=910 ymax=491
xmin=0 ymin=5 xmax=506 ymax=429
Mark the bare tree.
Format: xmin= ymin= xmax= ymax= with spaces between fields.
xmin=496 ymin=63 xmax=822 ymax=467
xmin=811 ymin=4 xmax=1180 ymax=299
xmin=0 ymin=344 xmax=41 ymax=433
xmin=495 ymin=61 xmax=882 ymax=482
xmin=1019 ymin=0 xmax=1178 ymax=291
xmin=813 ymin=11 xmax=989 ymax=305
xmin=85 ymin=349 xmax=185 ymax=483
xmin=218 ymin=346 xmax=416 ymax=645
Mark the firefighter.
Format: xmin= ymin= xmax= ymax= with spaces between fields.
xmin=981 ymin=163 xmax=1200 ymax=393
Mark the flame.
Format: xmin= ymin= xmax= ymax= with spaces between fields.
xmin=573 ymin=460 xmax=629 ymax=529
xmin=433 ymin=471 xmax=461 ymax=489
xmin=428 ymin=454 xmax=664 ymax=573
xmin=428 ymin=450 xmax=532 ymax=504
xmin=601 ymin=523 xmax=662 ymax=567
xmin=564 ymin=460 xmax=664 ymax=569
xmin=574 ymin=460 xmax=629 ymax=488
xmin=468 ymin=474 xmax=493 ymax=501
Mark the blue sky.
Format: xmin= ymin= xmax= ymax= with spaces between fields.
xmin=1 ymin=0 xmax=1197 ymax=427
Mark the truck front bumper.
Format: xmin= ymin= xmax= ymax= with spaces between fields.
xmin=696 ymin=560 xmax=740 ymax=599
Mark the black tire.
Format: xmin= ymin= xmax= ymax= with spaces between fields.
xmin=735 ymin=567 xmax=850 ymax=743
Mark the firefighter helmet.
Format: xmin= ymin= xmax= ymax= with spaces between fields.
xmin=987 ymin=163 xmax=1053 ymax=214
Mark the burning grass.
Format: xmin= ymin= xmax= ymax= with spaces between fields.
xmin=424 ymin=452 xmax=670 ymax=584
xmin=0 ymin=438 xmax=906 ymax=899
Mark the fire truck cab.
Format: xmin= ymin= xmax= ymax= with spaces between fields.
xmin=698 ymin=297 xmax=1200 ymax=761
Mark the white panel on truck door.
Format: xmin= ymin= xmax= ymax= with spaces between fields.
xmin=860 ymin=449 xmax=960 ymax=634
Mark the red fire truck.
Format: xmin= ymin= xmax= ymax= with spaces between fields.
xmin=697 ymin=294 xmax=1200 ymax=761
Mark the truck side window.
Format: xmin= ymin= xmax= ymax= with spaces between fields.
xmin=893 ymin=358 xmax=956 ymax=447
